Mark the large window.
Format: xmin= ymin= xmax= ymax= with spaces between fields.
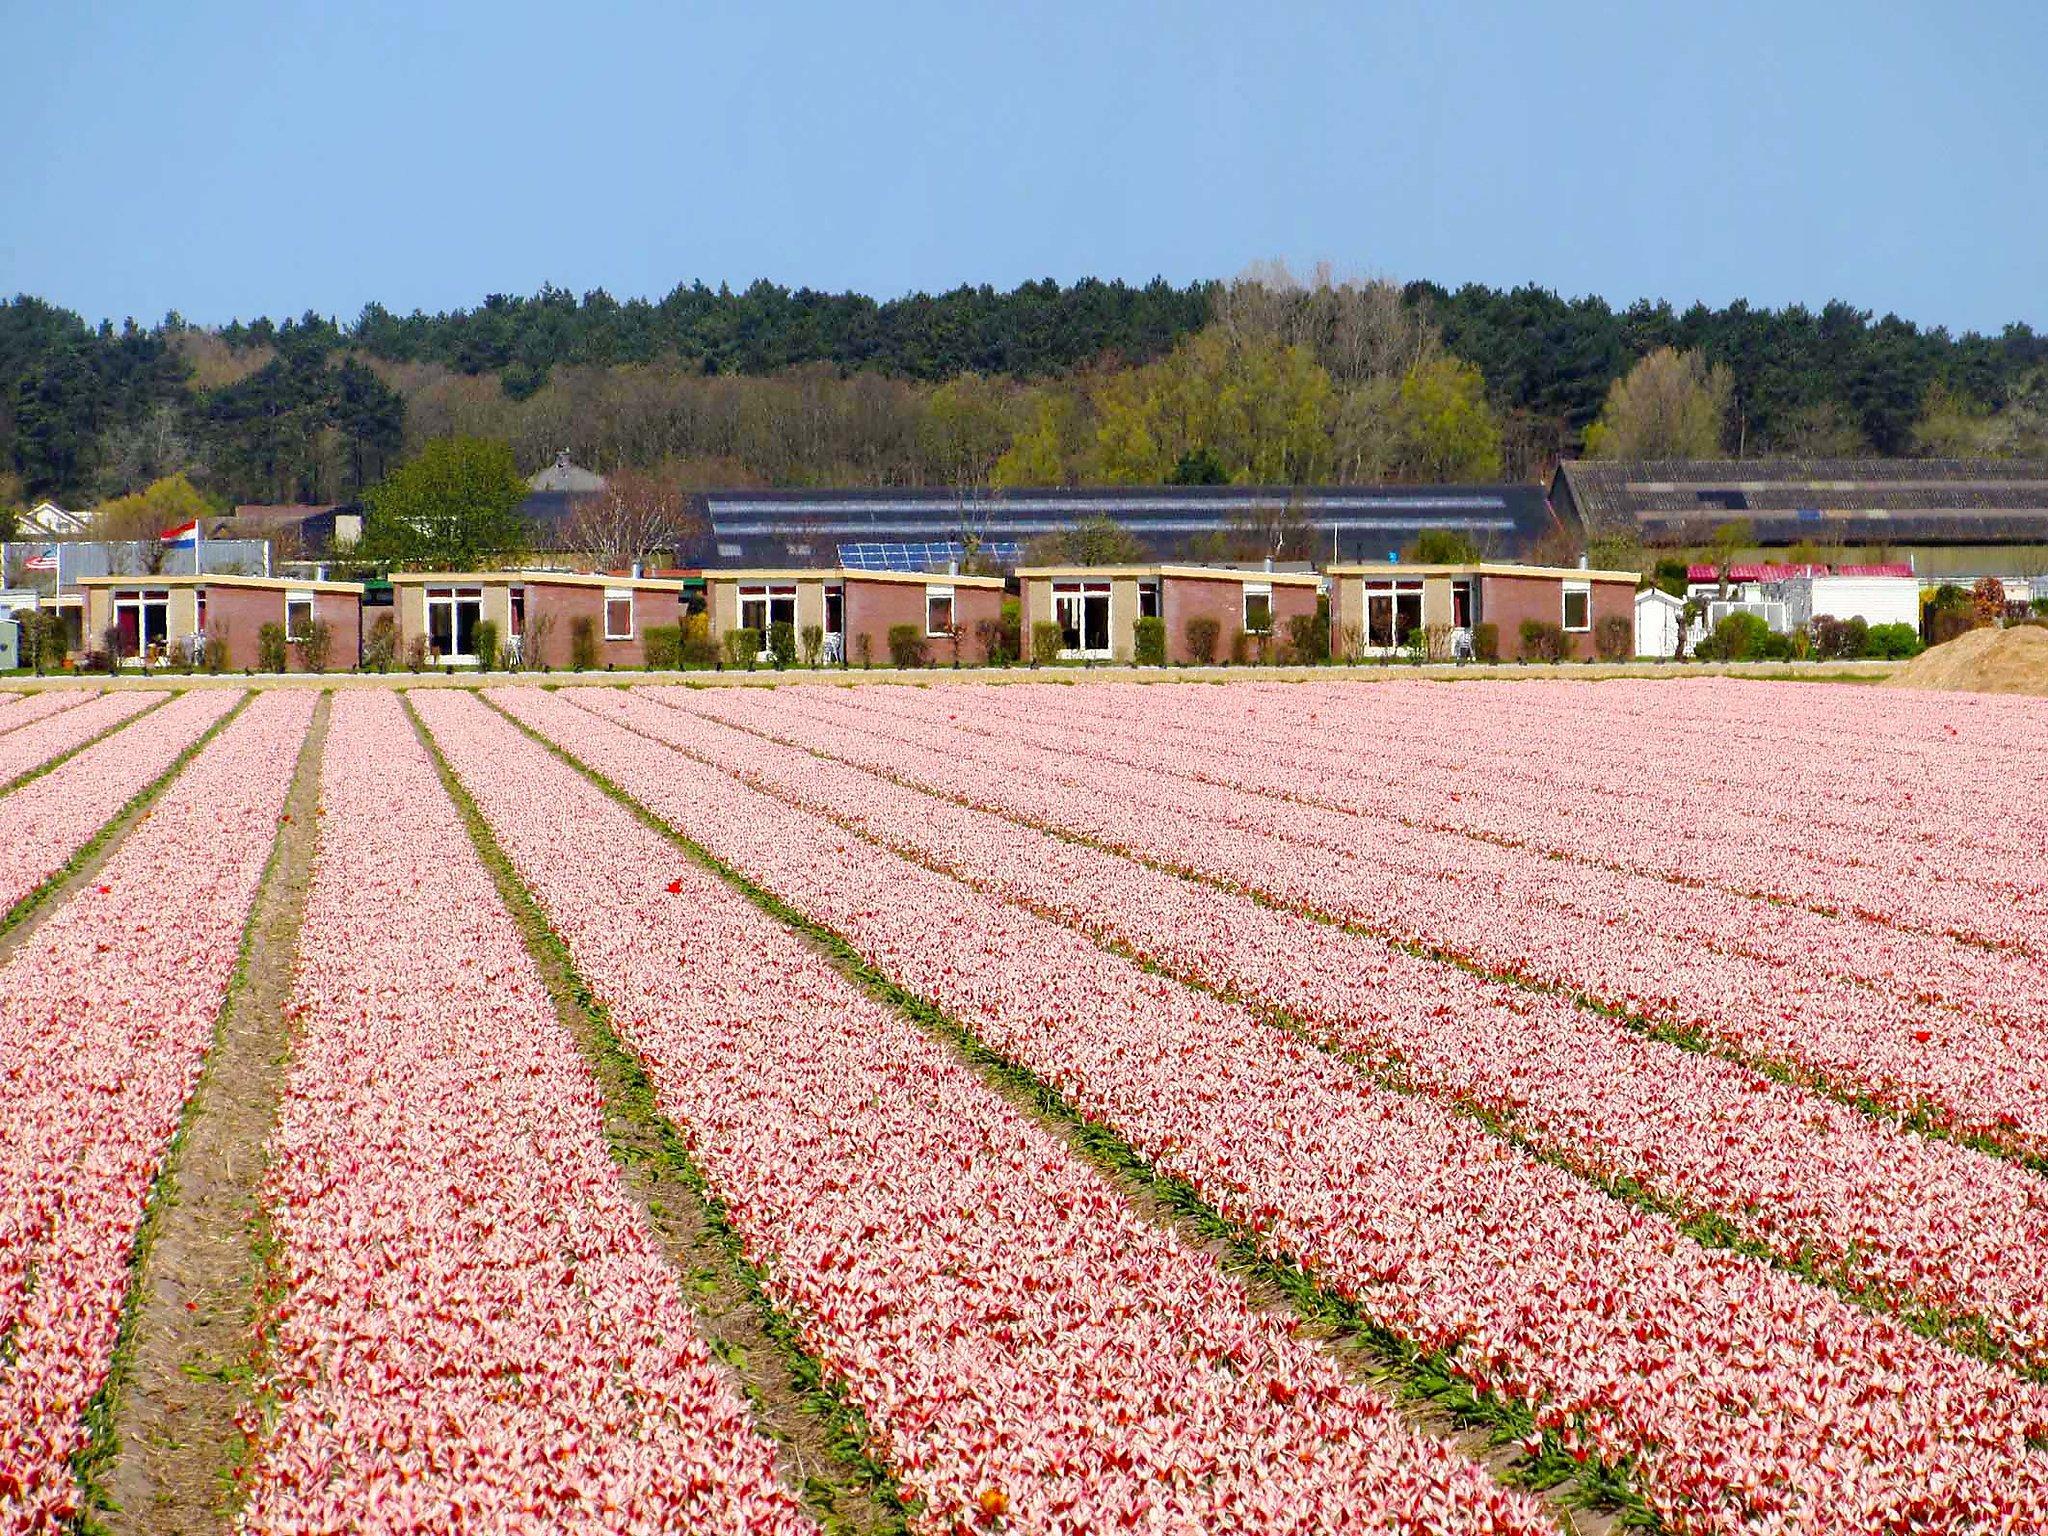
xmin=926 ymin=585 xmax=955 ymax=637
xmin=426 ymin=586 xmax=483 ymax=660
xmin=738 ymin=583 xmax=797 ymax=635
xmin=285 ymin=591 xmax=315 ymax=642
xmin=1562 ymin=582 xmax=1592 ymax=633
xmin=112 ymin=588 xmax=170 ymax=660
xmin=1242 ymin=583 xmax=1274 ymax=634
xmin=604 ymin=589 xmax=635 ymax=641
xmin=1364 ymin=580 xmax=1424 ymax=649
xmin=1052 ymin=580 xmax=1111 ymax=657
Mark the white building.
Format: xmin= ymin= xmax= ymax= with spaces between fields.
xmin=1766 ymin=571 xmax=1921 ymax=632
xmin=1633 ymin=587 xmax=1687 ymax=658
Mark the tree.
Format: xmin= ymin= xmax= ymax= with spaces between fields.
xmin=1385 ymin=357 xmax=1503 ymax=480
xmin=560 ymin=465 xmax=702 ymax=569
xmin=1773 ymin=400 xmax=1870 ymax=457
xmin=1403 ymin=527 xmax=1483 ymax=563
xmin=1707 ymin=518 xmax=1754 ymax=598
xmin=1910 ymin=381 xmax=1995 ymax=457
xmin=1023 ymin=515 xmax=1145 ymax=566
xmin=1583 ymin=347 xmax=1732 ymax=459
xmin=359 ymin=437 xmax=531 ymax=568
xmin=918 ymin=374 xmax=1014 ymax=489
xmin=90 ymin=473 xmax=216 ymax=571
xmin=1094 ymin=330 xmax=1334 ymax=485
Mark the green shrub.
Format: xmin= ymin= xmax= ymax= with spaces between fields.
xmin=723 ymin=626 xmax=762 ymax=667
xmin=1812 ymin=614 xmax=1869 ymax=659
xmin=1595 ymin=614 xmax=1632 ymax=662
xmin=406 ymin=634 xmax=429 ymax=672
xmin=569 ymin=615 xmax=598 ymax=671
xmin=887 ymin=623 xmax=928 ymax=668
xmin=799 ymin=623 xmax=824 ymax=667
xmin=1695 ymin=610 xmax=1771 ymax=661
xmin=296 ymin=618 xmax=333 ymax=674
xmin=471 ymin=618 xmax=499 ymax=672
xmin=1133 ymin=616 xmax=1167 ymax=666
xmin=680 ymin=613 xmax=718 ymax=666
xmin=1286 ymin=607 xmax=1329 ymax=665
xmin=1865 ymin=621 xmax=1923 ymax=659
xmin=766 ymin=621 xmax=797 ymax=669
xmin=973 ymin=615 xmax=1017 ymax=665
xmin=1471 ymin=621 xmax=1500 ymax=662
xmin=362 ymin=615 xmax=397 ymax=673
xmin=1030 ymin=620 xmax=1063 ymax=665
xmin=1518 ymin=619 xmax=1568 ymax=662
xmin=642 ymin=623 xmax=683 ymax=671
xmin=257 ymin=622 xmax=289 ymax=673
xmin=1184 ymin=615 xmax=1221 ymax=665
xmin=1230 ymin=629 xmax=1255 ymax=665
xmin=1403 ymin=626 xmax=1428 ymax=661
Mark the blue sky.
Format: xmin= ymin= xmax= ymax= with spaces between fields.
xmin=5 ymin=0 xmax=2043 ymax=334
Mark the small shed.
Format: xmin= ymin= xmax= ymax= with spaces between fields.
xmin=387 ymin=571 xmax=699 ymax=669
xmin=1015 ymin=565 xmax=1321 ymax=663
xmin=701 ymin=569 xmax=1008 ymax=665
xmin=1325 ymin=563 xmax=1638 ymax=660
xmin=1634 ymin=587 xmax=1686 ymax=658
xmin=77 ymin=574 xmax=363 ymax=671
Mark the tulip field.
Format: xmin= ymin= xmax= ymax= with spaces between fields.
xmin=3 ymin=675 xmax=2047 ymax=1536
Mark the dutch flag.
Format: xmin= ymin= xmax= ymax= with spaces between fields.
xmin=160 ymin=520 xmax=200 ymax=548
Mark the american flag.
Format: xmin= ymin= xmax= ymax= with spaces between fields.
xmin=22 ymin=547 xmax=57 ymax=573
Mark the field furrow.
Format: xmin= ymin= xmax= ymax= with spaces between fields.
xmin=677 ymin=683 xmax=2048 ymax=1158
xmin=499 ymin=684 xmax=2048 ymax=1536
xmin=0 ymin=691 xmax=314 ymax=1531
xmin=417 ymin=688 xmax=1556 ymax=1536
xmin=237 ymin=692 xmax=810 ymax=1535
xmin=575 ymin=685 xmax=2048 ymax=1368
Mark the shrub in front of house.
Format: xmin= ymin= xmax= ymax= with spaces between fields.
xmin=297 ymin=619 xmax=333 ymax=675
xmin=723 ymin=627 xmax=762 ymax=667
xmin=642 ymin=624 xmax=683 ymax=671
xmin=799 ymin=624 xmax=824 ymax=667
xmin=887 ymin=624 xmax=928 ymax=668
xmin=1030 ymin=621 xmax=1063 ymax=665
xmin=471 ymin=618 xmax=499 ymax=672
xmin=1472 ymin=622 xmax=1500 ymax=663
xmin=680 ymin=613 xmax=718 ymax=666
xmin=766 ymin=621 xmax=798 ymax=669
xmin=1865 ymin=621 xmax=1923 ymax=659
xmin=1595 ymin=614 xmax=1632 ymax=662
xmin=362 ymin=616 xmax=396 ymax=673
xmin=569 ymin=615 xmax=599 ymax=671
xmin=1286 ymin=609 xmax=1329 ymax=665
xmin=1184 ymin=616 xmax=1220 ymax=665
xmin=1133 ymin=616 xmax=1167 ymax=666
xmin=1519 ymin=619 xmax=1569 ymax=663
xmin=258 ymin=622 xmax=289 ymax=673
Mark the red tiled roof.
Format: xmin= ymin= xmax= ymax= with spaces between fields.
xmin=1685 ymin=562 xmax=1915 ymax=581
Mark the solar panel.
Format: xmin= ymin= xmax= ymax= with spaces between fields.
xmin=837 ymin=540 xmax=1021 ymax=572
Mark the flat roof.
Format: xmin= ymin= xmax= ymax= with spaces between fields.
xmin=703 ymin=568 xmax=1008 ymax=590
xmin=75 ymin=573 xmax=365 ymax=595
xmin=385 ymin=570 xmax=698 ymax=593
xmin=1325 ymin=562 xmax=1639 ymax=583
xmin=1016 ymin=564 xmax=1322 ymax=587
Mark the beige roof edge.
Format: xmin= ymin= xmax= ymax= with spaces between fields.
xmin=386 ymin=570 xmax=697 ymax=592
xmin=1325 ymin=562 xmax=1639 ymax=582
xmin=74 ymin=573 xmax=366 ymax=595
xmin=1015 ymin=564 xmax=1322 ymax=586
xmin=703 ymin=568 xmax=1008 ymax=589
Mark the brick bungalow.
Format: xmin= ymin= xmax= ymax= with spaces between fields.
xmin=387 ymin=571 xmax=700 ymax=669
xmin=1326 ymin=563 xmax=1638 ymax=660
xmin=78 ymin=573 xmax=364 ymax=671
xmin=701 ymin=569 xmax=1008 ymax=665
xmin=1016 ymin=565 xmax=1322 ymax=664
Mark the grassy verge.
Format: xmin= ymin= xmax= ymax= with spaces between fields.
xmin=481 ymin=690 xmax=1664 ymax=1529
xmin=404 ymin=693 xmax=913 ymax=1536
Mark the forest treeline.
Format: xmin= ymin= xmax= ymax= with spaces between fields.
xmin=3 ymin=266 xmax=2045 ymax=519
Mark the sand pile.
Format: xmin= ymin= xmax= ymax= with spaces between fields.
xmin=1885 ymin=624 xmax=2048 ymax=696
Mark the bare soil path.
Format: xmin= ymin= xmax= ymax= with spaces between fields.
xmin=93 ymin=694 xmax=330 ymax=1536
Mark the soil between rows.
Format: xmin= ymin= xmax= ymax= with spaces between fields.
xmin=94 ymin=694 xmax=330 ymax=1536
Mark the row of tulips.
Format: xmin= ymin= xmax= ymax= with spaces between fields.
xmin=0 ymin=692 xmax=95 ymax=739
xmin=414 ymin=689 xmax=1557 ymax=1536
xmin=237 ymin=692 xmax=811 ymax=1535
xmin=0 ymin=691 xmax=245 ymax=920
xmin=945 ymin=679 xmax=2048 ymax=957
xmin=0 ymin=690 xmax=313 ymax=1531
xmin=499 ymin=685 xmax=2048 ymax=1536
xmin=837 ymin=679 xmax=2048 ymax=1017
xmin=696 ymin=683 xmax=2048 ymax=1159
xmin=581 ymin=685 xmax=2048 ymax=1368
xmin=0 ymin=690 xmax=160 ymax=790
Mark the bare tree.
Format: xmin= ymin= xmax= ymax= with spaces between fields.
xmin=560 ymin=466 xmax=704 ymax=570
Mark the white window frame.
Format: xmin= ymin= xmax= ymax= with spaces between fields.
xmin=1051 ymin=580 xmax=1112 ymax=659
xmin=925 ymin=585 xmax=956 ymax=638
xmin=604 ymin=588 xmax=635 ymax=641
xmin=112 ymin=587 xmax=172 ymax=662
xmin=1562 ymin=581 xmax=1592 ymax=633
xmin=1242 ymin=582 xmax=1274 ymax=634
xmin=1362 ymin=579 xmax=1425 ymax=651
xmin=285 ymin=591 xmax=315 ymax=643
xmin=425 ymin=585 xmax=484 ymax=662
